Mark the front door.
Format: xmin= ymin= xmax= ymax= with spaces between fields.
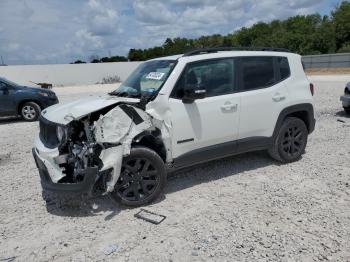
xmin=168 ymin=58 xmax=241 ymax=165
xmin=0 ymin=82 xmax=16 ymax=116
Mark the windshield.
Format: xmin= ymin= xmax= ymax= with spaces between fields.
xmin=0 ymin=77 xmax=19 ymax=87
xmin=110 ymin=60 xmax=176 ymax=98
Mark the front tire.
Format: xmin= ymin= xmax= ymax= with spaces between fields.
xmin=20 ymin=102 xmax=41 ymax=121
xmin=268 ymin=117 xmax=308 ymax=163
xmin=109 ymin=147 xmax=167 ymax=207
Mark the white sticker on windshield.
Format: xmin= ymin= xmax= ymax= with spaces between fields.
xmin=146 ymin=72 xmax=165 ymax=80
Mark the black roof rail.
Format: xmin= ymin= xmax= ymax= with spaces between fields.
xmin=183 ymin=47 xmax=291 ymax=57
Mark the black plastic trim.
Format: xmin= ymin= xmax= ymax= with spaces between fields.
xmin=177 ymin=138 xmax=194 ymax=144
xmin=272 ymin=103 xmax=315 ymax=136
xmin=236 ymin=137 xmax=272 ymax=153
xmin=172 ymin=104 xmax=315 ymax=169
xmin=183 ymin=47 xmax=291 ymax=57
xmin=173 ymin=136 xmax=271 ymax=169
xmin=39 ymin=116 xmax=60 ymax=149
xmin=32 ymin=148 xmax=98 ymax=194
xmin=119 ymin=104 xmax=144 ymax=125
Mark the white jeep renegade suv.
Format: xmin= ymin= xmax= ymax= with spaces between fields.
xmin=32 ymin=48 xmax=315 ymax=207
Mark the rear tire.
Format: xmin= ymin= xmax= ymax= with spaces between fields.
xmin=20 ymin=102 xmax=41 ymax=121
xmin=109 ymin=147 xmax=167 ymax=207
xmin=268 ymin=117 xmax=308 ymax=163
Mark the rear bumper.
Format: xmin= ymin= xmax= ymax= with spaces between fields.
xmin=340 ymin=94 xmax=350 ymax=108
xmin=32 ymin=148 xmax=98 ymax=194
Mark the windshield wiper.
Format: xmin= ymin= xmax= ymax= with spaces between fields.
xmin=128 ymin=93 xmax=141 ymax=98
xmin=108 ymin=91 xmax=129 ymax=97
xmin=109 ymin=91 xmax=142 ymax=98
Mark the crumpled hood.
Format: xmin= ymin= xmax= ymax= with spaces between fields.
xmin=41 ymin=95 xmax=139 ymax=125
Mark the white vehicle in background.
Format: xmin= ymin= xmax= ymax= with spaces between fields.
xmin=32 ymin=47 xmax=316 ymax=207
xmin=340 ymin=82 xmax=350 ymax=114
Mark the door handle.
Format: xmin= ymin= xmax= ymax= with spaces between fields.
xmin=272 ymin=93 xmax=286 ymax=102
xmin=221 ymin=103 xmax=237 ymax=111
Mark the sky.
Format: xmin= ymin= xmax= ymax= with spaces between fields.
xmin=0 ymin=0 xmax=339 ymax=65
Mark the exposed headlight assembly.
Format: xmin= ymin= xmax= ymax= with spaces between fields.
xmin=56 ymin=125 xmax=66 ymax=143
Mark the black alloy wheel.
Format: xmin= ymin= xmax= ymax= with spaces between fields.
xmin=110 ymin=147 xmax=166 ymax=207
xmin=268 ymin=117 xmax=308 ymax=163
xmin=280 ymin=125 xmax=305 ymax=158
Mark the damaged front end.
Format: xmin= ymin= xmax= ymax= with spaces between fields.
xmin=32 ymin=101 xmax=167 ymax=202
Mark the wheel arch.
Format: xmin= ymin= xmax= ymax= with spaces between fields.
xmin=17 ymin=99 xmax=43 ymax=114
xmin=131 ymin=130 xmax=167 ymax=162
xmin=273 ymin=103 xmax=315 ymax=138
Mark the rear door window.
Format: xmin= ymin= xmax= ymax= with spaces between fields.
xmin=240 ymin=57 xmax=276 ymax=91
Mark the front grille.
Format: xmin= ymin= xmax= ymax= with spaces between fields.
xmin=39 ymin=116 xmax=59 ymax=149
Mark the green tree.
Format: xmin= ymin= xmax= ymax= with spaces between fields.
xmin=125 ymin=2 xmax=349 ymax=60
xmin=338 ymin=42 xmax=350 ymax=52
xmin=71 ymin=60 xmax=86 ymax=64
xmin=128 ymin=49 xmax=145 ymax=61
xmin=312 ymin=16 xmax=336 ymax=54
xmin=109 ymin=56 xmax=128 ymax=62
xmin=332 ymin=1 xmax=350 ymax=49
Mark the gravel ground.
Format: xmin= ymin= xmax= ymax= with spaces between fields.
xmin=0 ymin=78 xmax=349 ymax=262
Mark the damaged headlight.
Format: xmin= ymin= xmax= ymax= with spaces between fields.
xmin=56 ymin=125 xmax=66 ymax=142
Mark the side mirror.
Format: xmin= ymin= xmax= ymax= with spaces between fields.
xmin=182 ymin=88 xmax=206 ymax=104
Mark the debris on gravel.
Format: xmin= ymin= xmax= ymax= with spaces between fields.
xmin=103 ymin=244 xmax=118 ymax=255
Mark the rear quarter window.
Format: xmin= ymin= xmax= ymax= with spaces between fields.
xmin=277 ymin=57 xmax=291 ymax=80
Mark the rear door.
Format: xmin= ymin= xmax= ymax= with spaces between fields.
xmin=237 ymin=56 xmax=290 ymax=141
xmin=168 ymin=58 xmax=241 ymax=164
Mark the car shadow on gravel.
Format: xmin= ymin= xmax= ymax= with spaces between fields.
xmin=335 ymin=110 xmax=350 ymax=119
xmin=45 ymin=195 xmax=125 ymax=219
xmin=0 ymin=117 xmax=25 ymax=125
xmin=46 ymin=151 xmax=276 ymax=218
xmin=166 ymin=150 xmax=276 ymax=194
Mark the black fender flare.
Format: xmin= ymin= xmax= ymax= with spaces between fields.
xmin=272 ymin=103 xmax=315 ymax=138
xmin=132 ymin=130 xmax=167 ymax=162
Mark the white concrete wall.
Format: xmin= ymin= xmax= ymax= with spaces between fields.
xmin=308 ymin=75 xmax=350 ymax=82
xmin=0 ymin=62 xmax=142 ymax=86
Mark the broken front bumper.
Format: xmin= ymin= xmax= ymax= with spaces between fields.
xmin=340 ymin=94 xmax=350 ymax=108
xmin=33 ymin=148 xmax=98 ymax=193
xmin=32 ymin=136 xmax=98 ymax=194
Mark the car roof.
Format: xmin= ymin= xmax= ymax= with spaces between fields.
xmin=148 ymin=50 xmax=299 ymax=63
xmin=150 ymin=54 xmax=183 ymax=61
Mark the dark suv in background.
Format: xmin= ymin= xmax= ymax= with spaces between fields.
xmin=0 ymin=77 xmax=58 ymax=121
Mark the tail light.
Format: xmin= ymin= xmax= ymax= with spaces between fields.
xmin=309 ymin=83 xmax=314 ymax=96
